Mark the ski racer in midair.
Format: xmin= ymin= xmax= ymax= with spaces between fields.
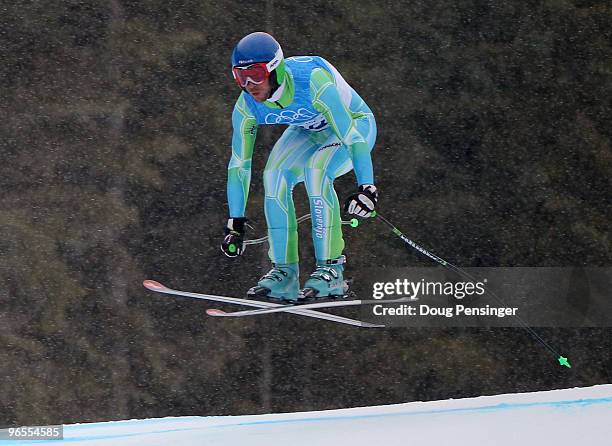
xmin=221 ymin=32 xmax=378 ymax=301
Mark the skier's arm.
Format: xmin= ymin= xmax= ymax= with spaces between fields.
xmin=310 ymin=68 xmax=374 ymax=186
xmin=228 ymin=93 xmax=258 ymax=218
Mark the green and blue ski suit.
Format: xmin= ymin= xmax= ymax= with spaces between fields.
xmin=228 ymin=56 xmax=376 ymax=264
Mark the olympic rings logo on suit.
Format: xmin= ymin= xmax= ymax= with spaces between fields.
xmin=265 ymin=108 xmax=318 ymax=124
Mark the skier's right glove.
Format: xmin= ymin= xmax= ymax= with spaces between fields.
xmin=221 ymin=217 xmax=247 ymax=258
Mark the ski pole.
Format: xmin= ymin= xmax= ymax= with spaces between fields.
xmin=371 ymin=211 xmax=571 ymax=369
xmin=242 ymin=215 xmax=359 ymax=246
xmin=227 ymin=214 xmax=358 ymax=254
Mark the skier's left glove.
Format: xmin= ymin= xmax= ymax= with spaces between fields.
xmin=344 ymin=184 xmax=378 ymax=218
xmin=221 ymin=217 xmax=247 ymax=258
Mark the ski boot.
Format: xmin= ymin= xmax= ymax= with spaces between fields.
xmin=300 ymin=255 xmax=349 ymax=300
xmin=247 ymin=263 xmax=300 ymax=302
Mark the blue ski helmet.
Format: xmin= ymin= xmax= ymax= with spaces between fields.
xmin=231 ymin=32 xmax=286 ymax=86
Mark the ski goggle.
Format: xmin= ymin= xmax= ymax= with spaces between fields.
xmin=232 ymin=63 xmax=271 ymax=88
xmin=232 ymin=47 xmax=283 ymax=88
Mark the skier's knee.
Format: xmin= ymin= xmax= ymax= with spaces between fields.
xmin=263 ymin=168 xmax=296 ymax=194
xmin=304 ymin=167 xmax=335 ymax=196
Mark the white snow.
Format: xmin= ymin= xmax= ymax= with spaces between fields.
xmin=4 ymin=384 xmax=611 ymax=446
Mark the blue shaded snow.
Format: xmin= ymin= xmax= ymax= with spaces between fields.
xmin=3 ymin=384 xmax=611 ymax=446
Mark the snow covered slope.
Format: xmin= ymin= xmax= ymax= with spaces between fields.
xmin=4 ymin=385 xmax=611 ymax=446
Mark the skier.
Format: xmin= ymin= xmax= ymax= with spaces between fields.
xmin=221 ymin=32 xmax=378 ymax=301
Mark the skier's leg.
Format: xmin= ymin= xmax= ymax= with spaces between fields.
xmin=305 ymin=114 xmax=376 ymax=262
xmin=302 ymin=114 xmax=377 ymax=298
xmin=263 ymin=126 xmax=318 ymax=264
xmin=301 ymin=139 xmax=349 ymax=298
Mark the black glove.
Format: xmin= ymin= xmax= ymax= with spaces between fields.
xmin=221 ymin=217 xmax=247 ymax=258
xmin=344 ymin=184 xmax=378 ymax=217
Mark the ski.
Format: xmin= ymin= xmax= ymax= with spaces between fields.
xmin=206 ymin=297 xmax=412 ymax=318
xmin=143 ymin=280 xmax=384 ymax=328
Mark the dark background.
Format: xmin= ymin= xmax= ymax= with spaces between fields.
xmin=1 ymin=0 xmax=611 ymax=426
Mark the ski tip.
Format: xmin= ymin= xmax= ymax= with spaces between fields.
xmin=206 ymin=309 xmax=227 ymax=317
xmin=143 ymin=280 xmax=167 ymax=291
